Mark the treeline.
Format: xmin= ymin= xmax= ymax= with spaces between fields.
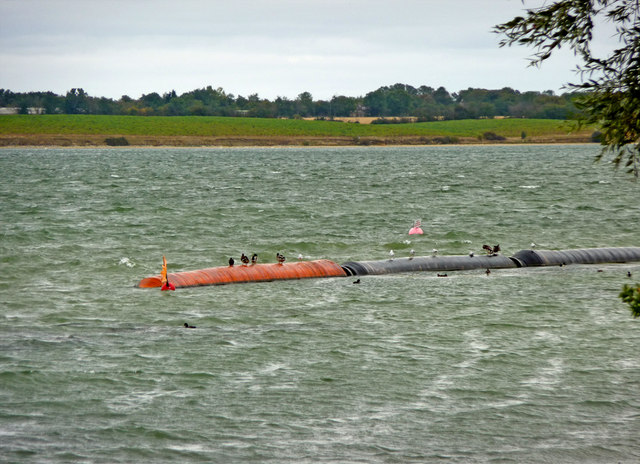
xmin=0 ymin=84 xmax=583 ymax=120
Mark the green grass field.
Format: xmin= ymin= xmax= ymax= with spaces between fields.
xmin=0 ymin=114 xmax=586 ymax=139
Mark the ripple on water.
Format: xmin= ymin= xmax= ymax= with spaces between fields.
xmin=1 ymin=145 xmax=640 ymax=463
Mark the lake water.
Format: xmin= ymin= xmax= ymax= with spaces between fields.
xmin=1 ymin=145 xmax=639 ymax=463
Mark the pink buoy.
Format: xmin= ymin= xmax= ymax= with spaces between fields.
xmin=408 ymin=219 xmax=423 ymax=235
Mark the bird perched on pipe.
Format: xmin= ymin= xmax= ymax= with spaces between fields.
xmin=483 ymin=244 xmax=500 ymax=256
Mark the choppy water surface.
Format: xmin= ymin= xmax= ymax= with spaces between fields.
xmin=1 ymin=145 xmax=639 ymax=463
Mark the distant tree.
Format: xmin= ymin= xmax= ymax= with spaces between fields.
xmin=453 ymin=104 xmax=472 ymax=120
xmin=235 ymin=95 xmax=249 ymax=110
xmin=165 ymin=99 xmax=186 ymax=116
xmin=330 ymin=95 xmax=358 ymax=117
xmin=64 ymin=88 xmax=88 ymax=114
xmin=140 ymin=92 xmax=163 ymax=108
xmin=386 ymin=88 xmax=413 ymax=115
xmin=496 ymin=0 xmax=640 ymax=178
xmin=414 ymin=103 xmax=441 ymax=121
xmin=433 ymin=86 xmax=453 ymax=105
xmin=163 ymin=90 xmax=177 ymax=102
xmin=250 ymin=99 xmax=277 ymax=118
xmin=0 ymin=83 xmax=579 ymax=121
xmin=188 ymin=101 xmax=207 ymax=116
xmin=275 ymin=96 xmax=295 ymax=118
xmin=0 ymin=89 xmax=13 ymax=106
xmin=41 ymin=97 xmax=56 ymax=114
xmin=417 ymin=85 xmax=435 ymax=96
xmin=246 ymin=93 xmax=262 ymax=114
xmin=534 ymin=103 xmax=571 ymax=119
xmin=296 ymin=92 xmax=314 ymax=117
xmin=90 ymin=97 xmax=118 ymax=115
xmin=363 ymin=88 xmax=389 ymax=116
xmin=313 ymin=99 xmax=331 ymax=118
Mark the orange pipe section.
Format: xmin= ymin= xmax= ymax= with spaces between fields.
xmin=137 ymin=259 xmax=347 ymax=288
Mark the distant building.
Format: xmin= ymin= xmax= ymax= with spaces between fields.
xmin=352 ymin=105 xmax=367 ymax=118
xmin=0 ymin=107 xmax=45 ymax=115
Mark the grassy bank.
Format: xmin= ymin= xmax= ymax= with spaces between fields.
xmin=0 ymin=114 xmax=594 ymax=147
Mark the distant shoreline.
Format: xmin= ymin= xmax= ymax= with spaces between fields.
xmin=0 ymin=115 xmax=596 ymax=148
xmin=0 ymin=133 xmax=593 ymax=148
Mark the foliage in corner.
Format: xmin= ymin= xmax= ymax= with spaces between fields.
xmin=619 ymin=283 xmax=640 ymax=318
xmin=495 ymin=0 xmax=640 ymax=178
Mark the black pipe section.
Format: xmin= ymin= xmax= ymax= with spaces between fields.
xmin=341 ymin=247 xmax=640 ymax=276
xmin=341 ymin=254 xmax=517 ymax=276
xmin=511 ymin=247 xmax=640 ymax=267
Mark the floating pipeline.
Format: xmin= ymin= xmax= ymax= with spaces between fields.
xmin=341 ymin=254 xmax=517 ymax=276
xmin=342 ymin=247 xmax=640 ymax=276
xmin=137 ymin=247 xmax=640 ymax=288
xmin=137 ymin=259 xmax=348 ymax=289
xmin=510 ymin=247 xmax=640 ymax=267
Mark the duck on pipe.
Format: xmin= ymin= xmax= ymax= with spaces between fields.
xmin=137 ymin=259 xmax=347 ymax=289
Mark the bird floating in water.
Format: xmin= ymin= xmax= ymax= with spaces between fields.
xmin=241 ymin=253 xmax=250 ymax=266
xmin=184 ymin=322 xmax=196 ymax=328
xmin=628 ymin=271 xmax=632 ymax=278
xmin=389 ymin=250 xmax=395 ymax=260
xmin=353 ymin=279 xmax=361 ymax=284
xmin=409 ymin=249 xmax=415 ymax=260
xmin=485 ymin=268 xmax=491 ymax=275
xmin=228 ymin=257 xmax=234 ymax=267
xmin=251 ymin=253 xmax=258 ymax=265
xmin=277 ymin=253 xmax=286 ymax=265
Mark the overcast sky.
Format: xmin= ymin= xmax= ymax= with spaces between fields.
xmin=0 ymin=0 xmax=620 ymax=100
